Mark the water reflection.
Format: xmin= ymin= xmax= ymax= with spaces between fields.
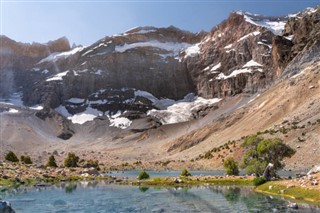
xmin=223 ymin=187 xmax=240 ymax=204
xmin=138 ymin=186 xmax=149 ymax=193
xmin=64 ymin=184 xmax=77 ymax=194
xmin=2 ymin=182 xmax=320 ymax=213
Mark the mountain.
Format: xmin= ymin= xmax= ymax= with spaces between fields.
xmin=0 ymin=6 xmax=319 ymax=170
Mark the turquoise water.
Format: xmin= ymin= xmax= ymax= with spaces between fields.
xmin=2 ymin=182 xmax=320 ymax=213
xmin=107 ymin=170 xmax=296 ymax=179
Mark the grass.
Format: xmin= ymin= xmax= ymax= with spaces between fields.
xmin=256 ymin=182 xmax=320 ymax=204
xmin=131 ymin=177 xmax=253 ymax=187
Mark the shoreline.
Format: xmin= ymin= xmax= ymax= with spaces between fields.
xmin=255 ymin=181 xmax=320 ymax=204
xmin=1 ymin=162 xmax=320 ymax=205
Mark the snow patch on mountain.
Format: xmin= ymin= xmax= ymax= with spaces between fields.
xmin=38 ymin=46 xmax=85 ymax=64
xmin=257 ymin=41 xmax=272 ymax=49
xmin=55 ymin=105 xmax=103 ymax=125
xmin=147 ymin=93 xmax=221 ymax=124
xmin=8 ymin=108 xmax=19 ymax=113
xmin=46 ymin=71 xmax=69 ymax=81
xmin=243 ymin=60 xmax=262 ymax=67
xmin=237 ymin=11 xmax=286 ymax=35
xmin=108 ymin=112 xmax=132 ymax=129
xmin=115 ymin=40 xmax=192 ymax=55
xmin=184 ymin=43 xmax=200 ymax=57
xmin=216 ymin=66 xmax=263 ymax=80
xmin=237 ymin=31 xmax=260 ymax=42
xmin=211 ymin=63 xmax=221 ymax=72
xmin=224 ymin=44 xmax=233 ymax=49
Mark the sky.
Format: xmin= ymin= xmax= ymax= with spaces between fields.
xmin=1 ymin=0 xmax=319 ymax=46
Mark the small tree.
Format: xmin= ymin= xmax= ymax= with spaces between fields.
xmin=83 ymin=159 xmax=100 ymax=170
xmin=223 ymin=157 xmax=239 ymax=175
xmin=138 ymin=171 xmax=150 ymax=180
xmin=20 ymin=155 xmax=33 ymax=164
xmin=180 ymin=169 xmax=191 ymax=177
xmin=46 ymin=155 xmax=58 ymax=167
xmin=64 ymin=152 xmax=79 ymax=167
xmin=241 ymin=135 xmax=295 ymax=177
xmin=5 ymin=151 xmax=19 ymax=162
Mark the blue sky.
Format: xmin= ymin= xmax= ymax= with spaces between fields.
xmin=1 ymin=1 xmax=319 ymax=45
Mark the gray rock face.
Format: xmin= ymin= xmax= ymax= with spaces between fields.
xmin=184 ymin=12 xmax=277 ymax=98
xmin=21 ymin=26 xmax=200 ymax=110
xmin=281 ymin=7 xmax=320 ymax=77
xmin=0 ymin=36 xmax=70 ymax=97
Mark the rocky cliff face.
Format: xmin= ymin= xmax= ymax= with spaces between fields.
xmin=184 ymin=12 xmax=280 ymax=98
xmin=1 ymin=6 xmax=319 ymax=136
xmin=21 ymin=26 xmax=203 ymax=110
xmin=0 ymin=36 xmax=70 ymax=97
xmin=281 ymin=7 xmax=320 ymax=77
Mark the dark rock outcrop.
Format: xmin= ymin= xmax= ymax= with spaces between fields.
xmin=35 ymin=108 xmax=74 ymax=140
xmin=271 ymin=36 xmax=294 ymax=77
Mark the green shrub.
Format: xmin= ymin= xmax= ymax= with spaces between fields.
xmin=223 ymin=157 xmax=239 ymax=175
xmin=138 ymin=170 xmax=150 ymax=180
xmin=204 ymin=151 xmax=212 ymax=159
xmin=241 ymin=135 xmax=295 ymax=177
xmin=46 ymin=155 xmax=58 ymax=167
xmin=279 ymin=128 xmax=288 ymax=134
xmin=84 ymin=159 xmax=100 ymax=170
xmin=20 ymin=155 xmax=33 ymax=164
xmin=64 ymin=152 xmax=79 ymax=167
xmin=180 ymin=169 xmax=191 ymax=177
xmin=5 ymin=151 xmax=19 ymax=162
xmin=253 ymin=177 xmax=267 ymax=186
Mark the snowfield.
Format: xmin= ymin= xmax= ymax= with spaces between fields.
xmin=46 ymin=71 xmax=69 ymax=81
xmin=115 ymin=40 xmax=192 ymax=56
xmin=147 ymin=94 xmax=221 ymax=124
xmin=38 ymin=46 xmax=85 ymax=64
xmin=236 ymin=11 xmax=286 ymax=35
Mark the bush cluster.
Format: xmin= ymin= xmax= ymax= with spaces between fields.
xmin=5 ymin=151 xmax=19 ymax=162
xmin=180 ymin=169 xmax=191 ymax=177
xmin=20 ymin=155 xmax=33 ymax=164
xmin=138 ymin=171 xmax=150 ymax=180
xmin=64 ymin=152 xmax=79 ymax=167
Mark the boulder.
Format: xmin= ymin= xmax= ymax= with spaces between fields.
xmin=262 ymin=163 xmax=274 ymax=181
xmin=307 ymin=165 xmax=320 ymax=175
xmin=173 ymin=177 xmax=183 ymax=183
xmin=81 ymin=168 xmax=99 ymax=176
xmin=287 ymin=202 xmax=298 ymax=209
xmin=0 ymin=200 xmax=15 ymax=213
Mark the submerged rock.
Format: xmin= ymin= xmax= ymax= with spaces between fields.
xmin=0 ymin=200 xmax=15 ymax=213
xmin=287 ymin=202 xmax=298 ymax=209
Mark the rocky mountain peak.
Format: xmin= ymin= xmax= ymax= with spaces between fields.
xmin=1 ymin=6 xmax=319 ymax=136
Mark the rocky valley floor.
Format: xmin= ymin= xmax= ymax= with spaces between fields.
xmin=0 ymin=60 xmax=319 ymax=172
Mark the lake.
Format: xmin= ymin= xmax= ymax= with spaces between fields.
xmin=107 ymin=170 xmax=297 ymax=179
xmin=2 ymin=181 xmax=320 ymax=213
